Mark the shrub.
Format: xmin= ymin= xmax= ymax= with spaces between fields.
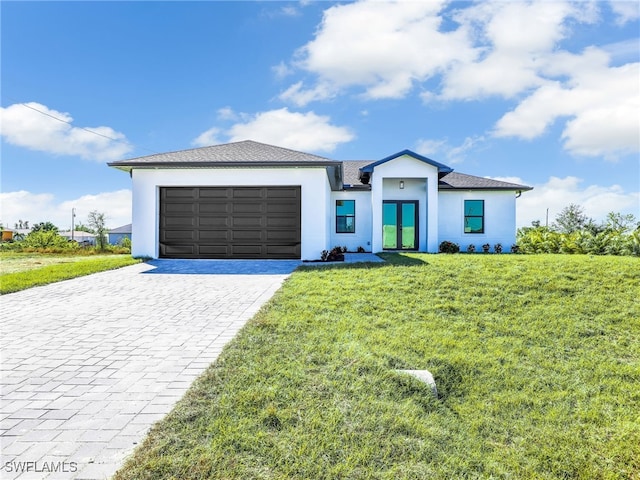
xmin=494 ymin=243 xmax=502 ymax=254
xmin=466 ymin=244 xmax=476 ymax=253
xmin=482 ymin=243 xmax=491 ymax=253
xmin=439 ymin=241 xmax=460 ymax=254
xmin=516 ymin=224 xmax=639 ymax=256
xmin=23 ymin=230 xmax=70 ymax=249
xmin=357 ymin=246 xmax=366 ymax=253
xmin=119 ymin=237 xmax=132 ymax=249
xmin=320 ymin=247 xmax=345 ymax=262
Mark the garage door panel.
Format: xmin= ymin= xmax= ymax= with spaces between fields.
xmin=266 ymin=188 xmax=299 ymax=199
xmin=232 ymin=203 xmax=265 ymax=214
xmin=266 ymin=230 xmax=298 ymax=241
xmin=266 ymin=244 xmax=299 ymax=256
xmin=199 ymin=188 xmax=230 ymax=198
xmin=232 ymin=216 xmax=264 ymax=227
xmin=164 ymin=188 xmax=197 ymax=199
xmin=231 ymin=230 xmax=264 ymax=241
xmin=198 ymin=230 xmax=229 ymax=241
xmin=199 ymin=216 xmax=231 ymax=227
xmin=163 ymin=216 xmax=197 ymax=228
xmin=162 ymin=244 xmax=195 ymax=255
xmin=165 ymin=203 xmax=196 ymax=214
xmin=162 ymin=230 xmax=196 ymax=241
xmin=266 ymin=203 xmax=298 ymax=214
xmin=198 ymin=203 xmax=230 ymax=214
xmin=231 ymin=245 xmax=264 ymax=256
xmin=233 ymin=188 xmax=264 ymax=199
xmin=267 ymin=216 xmax=299 ymax=228
xmin=160 ymin=186 xmax=300 ymax=259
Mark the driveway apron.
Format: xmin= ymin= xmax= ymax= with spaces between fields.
xmin=0 ymin=260 xmax=296 ymax=479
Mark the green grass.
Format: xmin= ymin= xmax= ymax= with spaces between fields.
xmin=114 ymin=254 xmax=640 ymax=480
xmin=0 ymin=252 xmax=141 ymax=294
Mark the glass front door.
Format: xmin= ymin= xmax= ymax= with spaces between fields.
xmin=382 ymin=201 xmax=418 ymax=250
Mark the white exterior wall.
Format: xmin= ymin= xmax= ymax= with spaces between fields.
xmin=438 ymin=190 xmax=518 ymax=251
xmin=370 ymin=155 xmax=439 ymax=253
xmin=130 ymin=167 xmax=332 ymax=260
xmin=329 ymin=190 xmax=372 ymax=252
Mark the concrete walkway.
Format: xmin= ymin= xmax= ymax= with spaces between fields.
xmin=0 ymin=260 xmax=296 ymax=479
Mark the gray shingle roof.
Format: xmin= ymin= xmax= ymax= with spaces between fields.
xmin=108 ymin=140 xmax=337 ymax=170
xmin=109 ymin=223 xmax=132 ymax=234
xmin=109 ymin=141 xmax=531 ymax=192
xmin=341 ymin=161 xmax=531 ymax=191
xmin=343 ymin=160 xmax=372 ymax=185
xmin=438 ymin=172 xmax=532 ymax=190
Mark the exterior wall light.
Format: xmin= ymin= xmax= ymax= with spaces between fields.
xmin=399 ymin=180 xmax=405 ymax=189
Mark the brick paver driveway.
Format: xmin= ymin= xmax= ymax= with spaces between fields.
xmin=0 ymin=260 xmax=298 ymax=479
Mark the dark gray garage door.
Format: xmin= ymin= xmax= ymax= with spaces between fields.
xmin=160 ymin=186 xmax=301 ymax=259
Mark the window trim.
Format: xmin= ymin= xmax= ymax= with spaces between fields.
xmin=464 ymin=199 xmax=485 ymax=234
xmin=336 ymin=199 xmax=356 ymax=234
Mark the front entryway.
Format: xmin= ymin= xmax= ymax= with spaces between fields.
xmin=382 ymin=200 xmax=418 ymax=250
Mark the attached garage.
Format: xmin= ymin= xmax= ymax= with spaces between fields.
xmin=159 ymin=186 xmax=301 ymax=259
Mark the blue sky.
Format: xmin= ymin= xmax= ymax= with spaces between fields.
xmin=1 ymin=0 xmax=638 ymax=230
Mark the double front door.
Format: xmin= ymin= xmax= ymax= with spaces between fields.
xmin=382 ymin=200 xmax=418 ymax=250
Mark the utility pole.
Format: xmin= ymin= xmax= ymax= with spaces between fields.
xmin=545 ymin=208 xmax=549 ymax=228
xmin=71 ymin=208 xmax=76 ymax=241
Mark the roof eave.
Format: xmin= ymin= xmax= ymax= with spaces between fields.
xmin=438 ymin=185 xmax=534 ymax=191
xmin=360 ymin=149 xmax=453 ymax=174
xmin=108 ymin=160 xmax=341 ymax=168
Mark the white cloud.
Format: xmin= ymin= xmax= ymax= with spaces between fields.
xmin=216 ymin=107 xmax=238 ymax=121
xmin=279 ymin=1 xmax=638 ymax=159
xmin=193 ymin=107 xmax=354 ymax=153
xmin=440 ymin=1 xmax=582 ymax=100
xmin=494 ymin=51 xmax=640 ymax=159
xmin=279 ymin=81 xmax=337 ymax=107
xmin=0 ymin=190 xmax=132 ymax=231
xmin=415 ymin=135 xmax=486 ymax=164
xmin=609 ymin=0 xmax=640 ymax=25
xmin=192 ymin=127 xmax=222 ymax=147
xmin=497 ymin=176 xmax=640 ymax=227
xmin=272 ymin=61 xmax=294 ymax=80
xmin=280 ymin=0 xmax=474 ymax=104
xmin=0 ymin=102 xmax=132 ymax=161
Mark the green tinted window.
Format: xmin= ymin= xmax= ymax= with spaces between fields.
xmin=464 ymin=200 xmax=484 ymax=234
xmin=336 ymin=200 xmax=355 ymax=233
xmin=464 ymin=200 xmax=484 ymax=216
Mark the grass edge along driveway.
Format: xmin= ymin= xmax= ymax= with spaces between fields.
xmin=114 ymin=254 xmax=639 ymax=480
xmin=0 ymin=254 xmax=141 ymax=294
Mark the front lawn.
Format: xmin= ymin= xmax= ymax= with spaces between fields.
xmin=114 ymin=254 xmax=639 ymax=479
xmin=0 ymin=253 xmax=141 ymax=294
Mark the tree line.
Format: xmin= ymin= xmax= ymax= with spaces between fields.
xmin=1 ymin=211 xmax=122 ymax=252
xmin=517 ymin=204 xmax=639 ymax=256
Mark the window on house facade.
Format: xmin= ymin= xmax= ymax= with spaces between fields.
xmin=464 ymin=200 xmax=484 ymax=233
xmin=336 ymin=200 xmax=355 ymax=233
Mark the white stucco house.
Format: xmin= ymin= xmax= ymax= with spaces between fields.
xmin=109 ymin=140 xmax=532 ymax=260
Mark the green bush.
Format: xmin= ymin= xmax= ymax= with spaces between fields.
xmin=439 ymin=240 xmax=460 ymax=253
xmin=23 ymin=230 xmax=72 ymax=249
xmin=517 ymin=226 xmax=639 ymax=256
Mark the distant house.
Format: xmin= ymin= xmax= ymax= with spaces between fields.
xmin=8 ymin=229 xmax=31 ymax=240
xmin=1 ymin=229 xmax=14 ymax=242
xmin=108 ymin=224 xmax=132 ymax=245
xmin=109 ymin=140 xmax=532 ymax=260
xmin=59 ymin=231 xmax=96 ymax=245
